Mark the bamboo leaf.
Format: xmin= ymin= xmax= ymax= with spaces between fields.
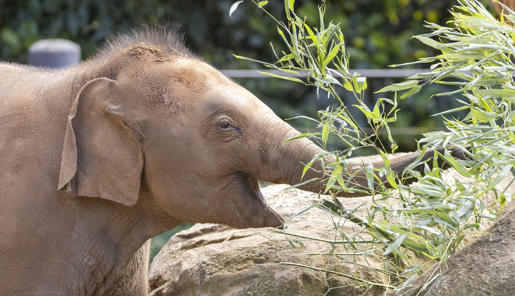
xmin=352 ymin=76 xmax=367 ymax=93
xmin=383 ymin=233 xmax=406 ymax=255
xmin=323 ymin=44 xmax=340 ymax=66
xmin=258 ymin=1 xmax=268 ymax=8
xmin=284 ymin=132 xmax=319 ymax=142
xmin=322 ymin=121 xmax=329 ymax=144
xmin=278 ymin=53 xmax=294 ymax=62
xmin=229 ymin=0 xmax=243 ymax=17
xmin=400 ymin=85 xmax=421 ymax=99
xmin=413 ymin=35 xmax=442 ymax=48
xmin=442 ymin=153 xmax=471 ymax=177
xmin=355 ymin=104 xmax=381 ymax=121
xmin=470 ymin=108 xmax=498 ymax=122
xmin=475 ymin=88 xmax=515 ymax=98
xmin=324 ymin=175 xmax=337 ymax=193
xmin=301 ymin=158 xmax=316 ymax=179
xmin=288 ymin=0 xmax=295 ymax=11
xmin=377 ymin=80 xmax=419 ymax=93
xmin=379 ymin=151 xmax=398 ymax=189
xmin=304 ymin=23 xmax=318 ymax=47
xmin=343 ymin=80 xmax=354 ymax=92
xmin=258 ymin=71 xmax=303 ymax=83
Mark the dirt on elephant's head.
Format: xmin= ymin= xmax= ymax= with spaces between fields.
xmin=85 ymin=29 xmax=214 ymax=119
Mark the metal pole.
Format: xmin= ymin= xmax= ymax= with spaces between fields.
xmin=220 ymin=69 xmax=430 ymax=79
xmin=28 ymin=39 xmax=81 ymax=68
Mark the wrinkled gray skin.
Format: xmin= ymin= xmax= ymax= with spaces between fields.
xmin=0 ymin=31 xmax=446 ymax=295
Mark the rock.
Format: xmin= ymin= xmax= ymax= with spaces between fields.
xmin=391 ymin=206 xmax=515 ymax=296
xmin=149 ymin=172 xmax=515 ymax=296
xmin=149 ymin=185 xmax=387 ymax=296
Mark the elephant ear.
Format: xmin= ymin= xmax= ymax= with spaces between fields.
xmin=58 ymin=77 xmax=144 ymax=206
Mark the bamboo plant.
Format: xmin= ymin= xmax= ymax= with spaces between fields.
xmin=231 ymin=0 xmax=514 ymax=289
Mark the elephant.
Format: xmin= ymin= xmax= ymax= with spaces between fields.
xmin=0 ymin=29 xmax=460 ymax=295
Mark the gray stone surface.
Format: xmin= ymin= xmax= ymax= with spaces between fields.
xmin=149 ymin=172 xmax=515 ymax=296
xmin=148 ymin=185 xmax=387 ymax=296
xmin=391 ymin=206 xmax=515 ymax=296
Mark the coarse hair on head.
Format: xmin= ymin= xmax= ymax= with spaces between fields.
xmin=95 ymin=24 xmax=199 ymax=61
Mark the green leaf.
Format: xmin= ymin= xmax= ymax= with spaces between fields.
xmin=288 ymin=0 xmax=295 ymax=11
xmin=331 ymin=164 xmax=343 ymax=181
xmin=400 ymin=85 xmax=421 ymax=99
xmin=509 ymin=111 xmax=515 ymax=123
xmin=352 ymin=76 xmax=367 ymax=93
xmin=379 ymin=151 xmax=398 ymax=189
xmin=258 ymin=71 xmax=303 ymax=83
xmin=383 ymin=233 xmax=406 ymax=255
xmin=284 ymin=132 xmax=319 ymax=143
xmin=229 ymin=0 xmax=243 ymax=17
xmin=302 ymin=158 xmax=316 ymax=179
xmin=304 ymin=23 xmax=318 ymax=47
xmin=442 ymin=154 xmax=471 ymax=177
xmin=322 ymin=121 xmax=329 ymax=144
xmin=365 ymin=164 xmax=375 ymax=191
xmin=258 ymin=1 xmax=268 ymax=8
xmin=475 ymin=88 xmax=515 ymax=99
xmin=278 ymin=53 xmax=294 ymax=62
xmin=413 ymin=36 xmax=442 ymax=48
xmin=343 ymin=80 xmax=354 ymax=92
xmin=487 ymin=166 xmax=511 ymax=191
xmin=276 ymin=27 xmax=290 ymax=48
xmin=433 ymin=105 xmax=469 ymax=116
xmin=232 ymin=55 xmax=274 ymax=67
xmin=372 ymin=103 xmax=380 ymax=119
xmin=355 ymin=104 xmax=381 ymax=121
xmin=376 ymin=80 xmax=418 ymax=93
xmin=336 ymin=167 xmax=348 ymax=190
xmin=323 ymin=44 xmax=340 ymax=66
xmin=324 ymin=175 xmax=337 ymax=193
xmin=278 ymin=68 xmax=301 ymax=74
xmin=416 ymin=225 xmax=441 ymax=235
xmin=470 ymin=108 xmax=498 ymax=122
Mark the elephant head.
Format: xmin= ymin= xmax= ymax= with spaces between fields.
xmin=55 ymin=45 xmax=313 ymax=229
xmin=56 ymin=36 xmax=452 ymax=230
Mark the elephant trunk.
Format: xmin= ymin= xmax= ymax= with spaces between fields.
xmin=255 ymin=120 xmax=464 ymax=197
xmin=256 ymin=124 xmax=333 ymax=194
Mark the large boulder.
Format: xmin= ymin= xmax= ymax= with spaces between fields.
xmin=149 ymin=172 xmax=515 ymax=296
xmin=391 ymin=206 xmax=515 ymax=296
xmin=149 ymin=185 xmax=388 ymax=296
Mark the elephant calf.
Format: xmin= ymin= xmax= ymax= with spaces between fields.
xmin=0 ymin=29 xmax=453 ymax=295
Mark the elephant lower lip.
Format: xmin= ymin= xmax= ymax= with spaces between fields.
xmin=248 ymin=177 xmax=265 ymax=202
xmin=231 ymin=172 xmax=283 ymax=228
xmin=245 ymin=174 xmax=284 ymax=228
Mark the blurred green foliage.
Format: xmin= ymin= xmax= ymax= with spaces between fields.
xmin=150 ymin=223 xmax=193 ymax=259
xmin=0 ymin=0 xmax=484 ymax=150
xmin=0 ymin=0 xmax=453 ymax=68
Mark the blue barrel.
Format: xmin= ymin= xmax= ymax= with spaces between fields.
xmin=28 ymin=39 xmax=80 ymax=68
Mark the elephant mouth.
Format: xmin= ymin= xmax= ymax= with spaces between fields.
xmin=239 ymin=172 xmax=284 ymax=228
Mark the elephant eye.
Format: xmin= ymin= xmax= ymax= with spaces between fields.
xmin=220 ymin=121 xmax=232 ymax=129
xmin=219 ymin=121 xmax=232 ymax=130
xmin=214 ymin=115 xmax=240 ymax=135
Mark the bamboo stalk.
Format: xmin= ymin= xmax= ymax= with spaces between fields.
xmin=491 ymin=0 xmax=515 ymax=14
xmin=280 ymin=262 xmax=395 ymax=288
xmin=271 ymin=229 xmax=378 ymax=244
